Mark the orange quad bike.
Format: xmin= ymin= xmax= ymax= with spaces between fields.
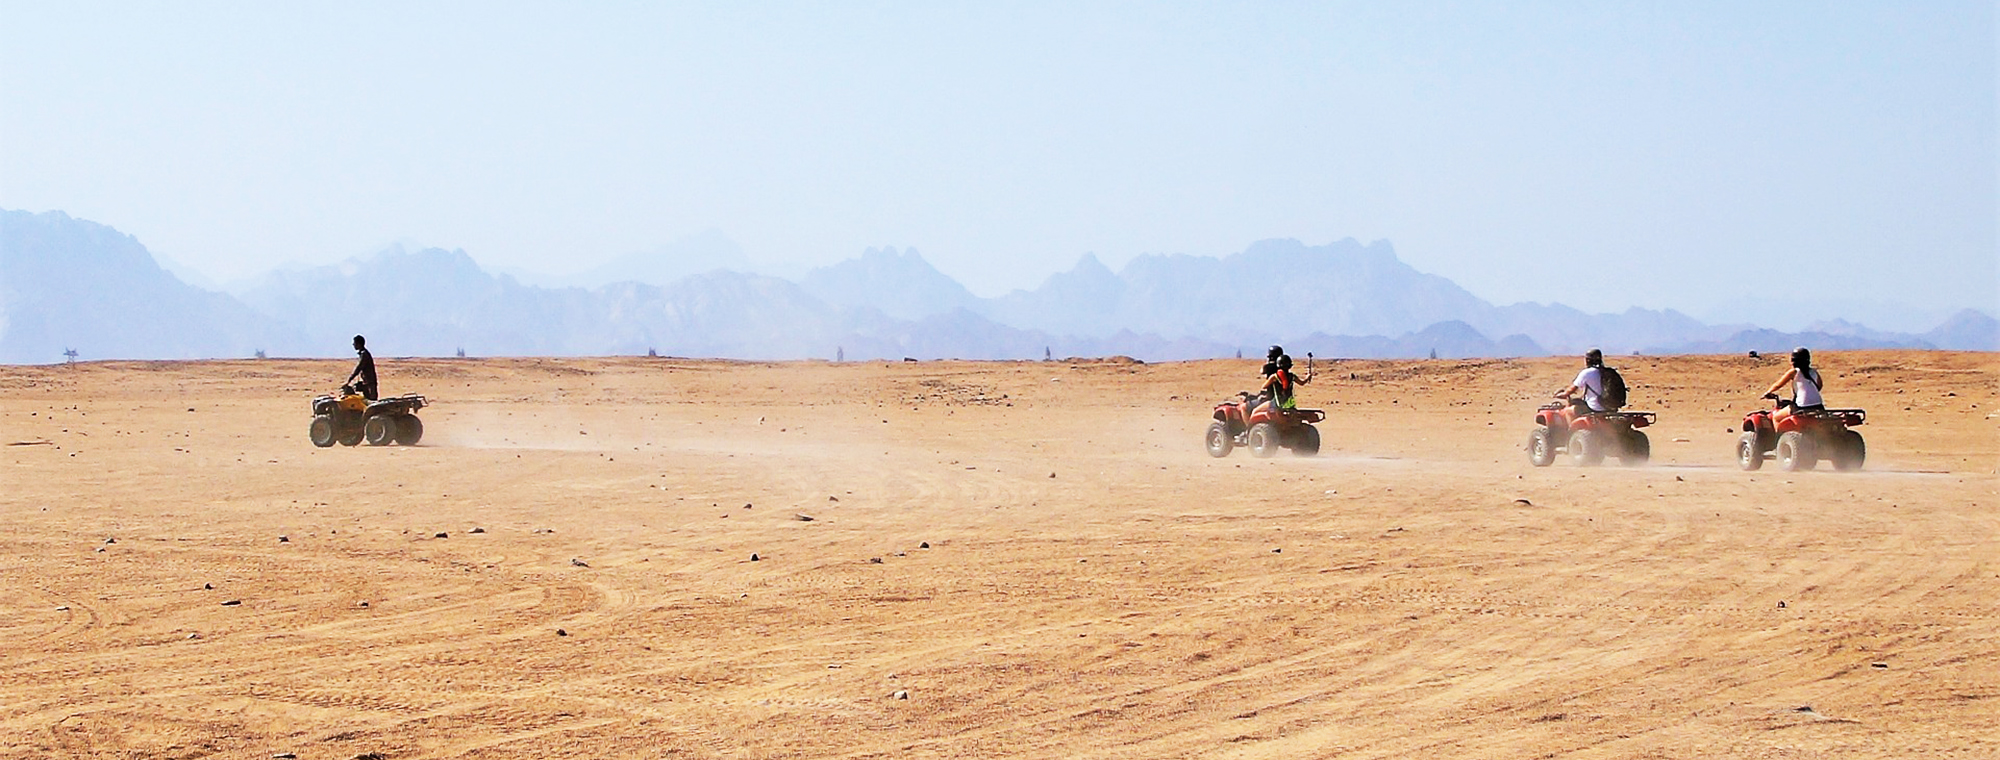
xmin=309 ymin=383 xmax=427 ymax=447
xmin=1527 ymin=401 xmax=1655 ymax=467
xmin=1206 ymin=393 xmax=1324 ymax=458
xmin=1736 ymin=396 xmax=1866 ymax=472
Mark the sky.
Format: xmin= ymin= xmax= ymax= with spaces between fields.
xmin=2 ymin=1 xmax=1993 ymax=329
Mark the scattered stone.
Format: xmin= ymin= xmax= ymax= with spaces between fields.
xmin=570 ymin=558 xmax=590 ymax=567
xmin=434 ymin=532 xmax=448 ymax=539
xmin=188 ymin=633 xmax=202 ymax=640
xmin=221 ymin=600 xmax=241 ymax=606
xmin=919 ymin=542 xmax=930 ymax=549
xmin=744 ymin=503 xmax=753 ymax=509
xmin=103 ymin=537 xmax=116 ymax=544
xmin=354 ymin=753 xmax=389 ymax=760
xmin=358 ymin=601 xmax=370 ymax=608
xmin=892 ymin=690 xmax=910 ymax=700
xmin=750 ymin=553 xmax=760 ymax=562
xmin=1672 ymin=437 xmax=1690 ymax=443
xmin=1513 ymin=498 xmax=1533 ymax=506
xmin=278 ymin=535 xmax=290 ymax=543
xmin=55 ymin=605 xmax=69 ymax=611
xmin=1049 ymin=472 xmax=1057 ymax=479
xmin=827 ymin=663 xmax=842 ymax=669
xmin=469 ymin=527 xmax=485 ymax=534
xmin=795 ymin=514 xmax=815 ymax=522
xmin=272 ymin=753 xmax=296 ymax=759
xmin=1777 ymin=601 xmax=1787 ymax=609
xmin=1675 ymin=475 xmax=1685 ymax=481
xmin=870 ymin=557 xmax=883 ymax=564
xmin=556 ymin=629 xmax=568 ymax=637
xmin=203 ymin=583 xmax=213 ymax=590
xmin=828 ymin=496 xmax=839 ymax=502
xmin=1871 ymin=662 xmax=1888 ymax=669
xmin=1271 ymin=548 xmax=1282 ymax=554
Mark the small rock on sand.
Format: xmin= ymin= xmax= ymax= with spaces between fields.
xmin=919 ymin=542 xmax=930 ymax=549
xmin=750 ymin=553 xmax=760 ymax=562
xmin=469 ymin=527 xmax=485 ymax=534
xmin=892 ymin=690 xmax=910 ymax=700
xmin=221 ymin=600 xmax=241 ymax=606
xmin=795 ymin=514 xmax=815 ymax=522
xmin=570 ymin=558 xmax=590 ymax=567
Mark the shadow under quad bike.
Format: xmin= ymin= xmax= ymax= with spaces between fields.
xmin=1527 ymin=401 xmax=1656 ymax=467
xmin=1736 ymin=397 xmax=1865 ymax=472
xmin=309 ymin=384 xmax=427 ymax=447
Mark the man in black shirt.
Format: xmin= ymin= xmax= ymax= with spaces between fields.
xmin=346 ymin=335 xmax=378 ymax=400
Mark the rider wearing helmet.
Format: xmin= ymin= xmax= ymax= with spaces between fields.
xmin=1557 ymin=348 xmax=1611 ymax=416
xmin=1762 ymin=347 xmax=1825 ymax=425
xmin=1261 ymin=354 xmax=1313 ymax=414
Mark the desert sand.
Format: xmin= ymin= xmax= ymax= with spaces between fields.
xmin=1 ymin=351 xmax=1995 ymax=758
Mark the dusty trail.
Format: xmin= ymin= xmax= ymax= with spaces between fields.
xmin=0 ymin=351 xmax=1994 ymax=758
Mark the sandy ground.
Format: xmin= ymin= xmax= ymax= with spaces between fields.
xmin=1 ymin=351 xmax=1995 ymax=759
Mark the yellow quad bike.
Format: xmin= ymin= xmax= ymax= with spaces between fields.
xmin=309 ymin=383 xmax=427 ymax=447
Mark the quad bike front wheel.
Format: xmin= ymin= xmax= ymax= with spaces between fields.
xmin=1775 ymin=431 xmax=1816 ymax=471
xmin=1620 ymin=430 xmax=1650 ymax=466
xmin=1205 ymin=422 xmax=1233 ymax=458
xmin=394 ymin=414 xmax=424 ymax=446
xmin=309 ymin=415 xmax=337 ymax=448
xmin=364 ymin=415 xmax=399 ymax=446
xmin=1527 ymin=427 xmax=1556 ymax=467
xmin=1830 ymin=430 xmax=1865 ymax=471
xmin=1736 ymin=432 xmax=1764 ymax=471
xmin=1246 ymin=423 xmax=1281 ymax=458
xmin=1568 ymin=429 xmax=1606 ymax=467
xmin=1290 ymin=425 xmax=1321 ymax=457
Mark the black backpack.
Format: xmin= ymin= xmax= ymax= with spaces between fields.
xmin=1597 ymin=366 xmax=1627 ymax=410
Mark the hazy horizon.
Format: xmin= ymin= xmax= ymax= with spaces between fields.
xmin=3 ymin=2 xmax=1993 ymax=325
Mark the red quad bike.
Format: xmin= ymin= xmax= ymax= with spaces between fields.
xmin=1527 ymin=402 xmax=1655 ymax=467
xmin=1736 ymin=397 xmax=1866 ymax=472
xmin=1206 ymin=393 xmax=1324 ymax=458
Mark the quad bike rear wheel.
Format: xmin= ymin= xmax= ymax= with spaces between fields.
xmin=1246 ymin=423 xmax=1281 ymax=458
xmin=1205 ymin=422 xmax=1233 ymax=458
xmin=1775 ymin=431 xmax=1816 ymax=471
xmin=1568 ymin=429 xmax=1606 ymax=467
xmin=1620 ymin=430 xmax=1650 ymax=466
xmin=1830 ymin=430 xmax=1865 ymax=471
xmin=309 ymin=415 xmax=337 ymax=448
xmin=1291 ymin=425 xmax=1321 ymax=457
xmin=1736 ymin=432 xmax=1764 ymax=471
xmin=364 ymin=415 xmax=399 ymax=446
xmin=394 ymin=414 xmax=424 ymax=446
xmin=1527 ymin=427 xmax=1556 ymax=467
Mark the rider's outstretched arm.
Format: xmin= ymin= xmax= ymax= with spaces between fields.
xmin=1763 ymin=368 xmax=1798 ymax=397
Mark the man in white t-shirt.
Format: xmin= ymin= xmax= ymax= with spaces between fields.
xmin=1558 ymin=348 xmax=1610 ymax=415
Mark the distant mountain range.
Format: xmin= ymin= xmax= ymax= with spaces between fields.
xmin=1 ymin=208 xmax=1992 ymax=364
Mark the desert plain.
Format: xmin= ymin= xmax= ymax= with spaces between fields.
xmin=1 ymin=350 xmax=1995 ymax=759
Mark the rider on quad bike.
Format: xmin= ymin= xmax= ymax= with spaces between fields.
xmin=1737 ymin=347 xmax=1867 ymax=471
xmin=1256 ymin=354 xmax=1312 ymax=419
xmin=1528 ymin=348 xmax=1655 ymax=467
xmin=1206 ymin=349 xmax=1324 ymax=458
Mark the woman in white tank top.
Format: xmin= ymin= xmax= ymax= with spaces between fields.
xmin=1763 ymin=347 xmax=1826 ymax=423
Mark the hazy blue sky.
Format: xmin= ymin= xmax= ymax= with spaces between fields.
xmin=2 ymin=1 xmax=1993 ymax=326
